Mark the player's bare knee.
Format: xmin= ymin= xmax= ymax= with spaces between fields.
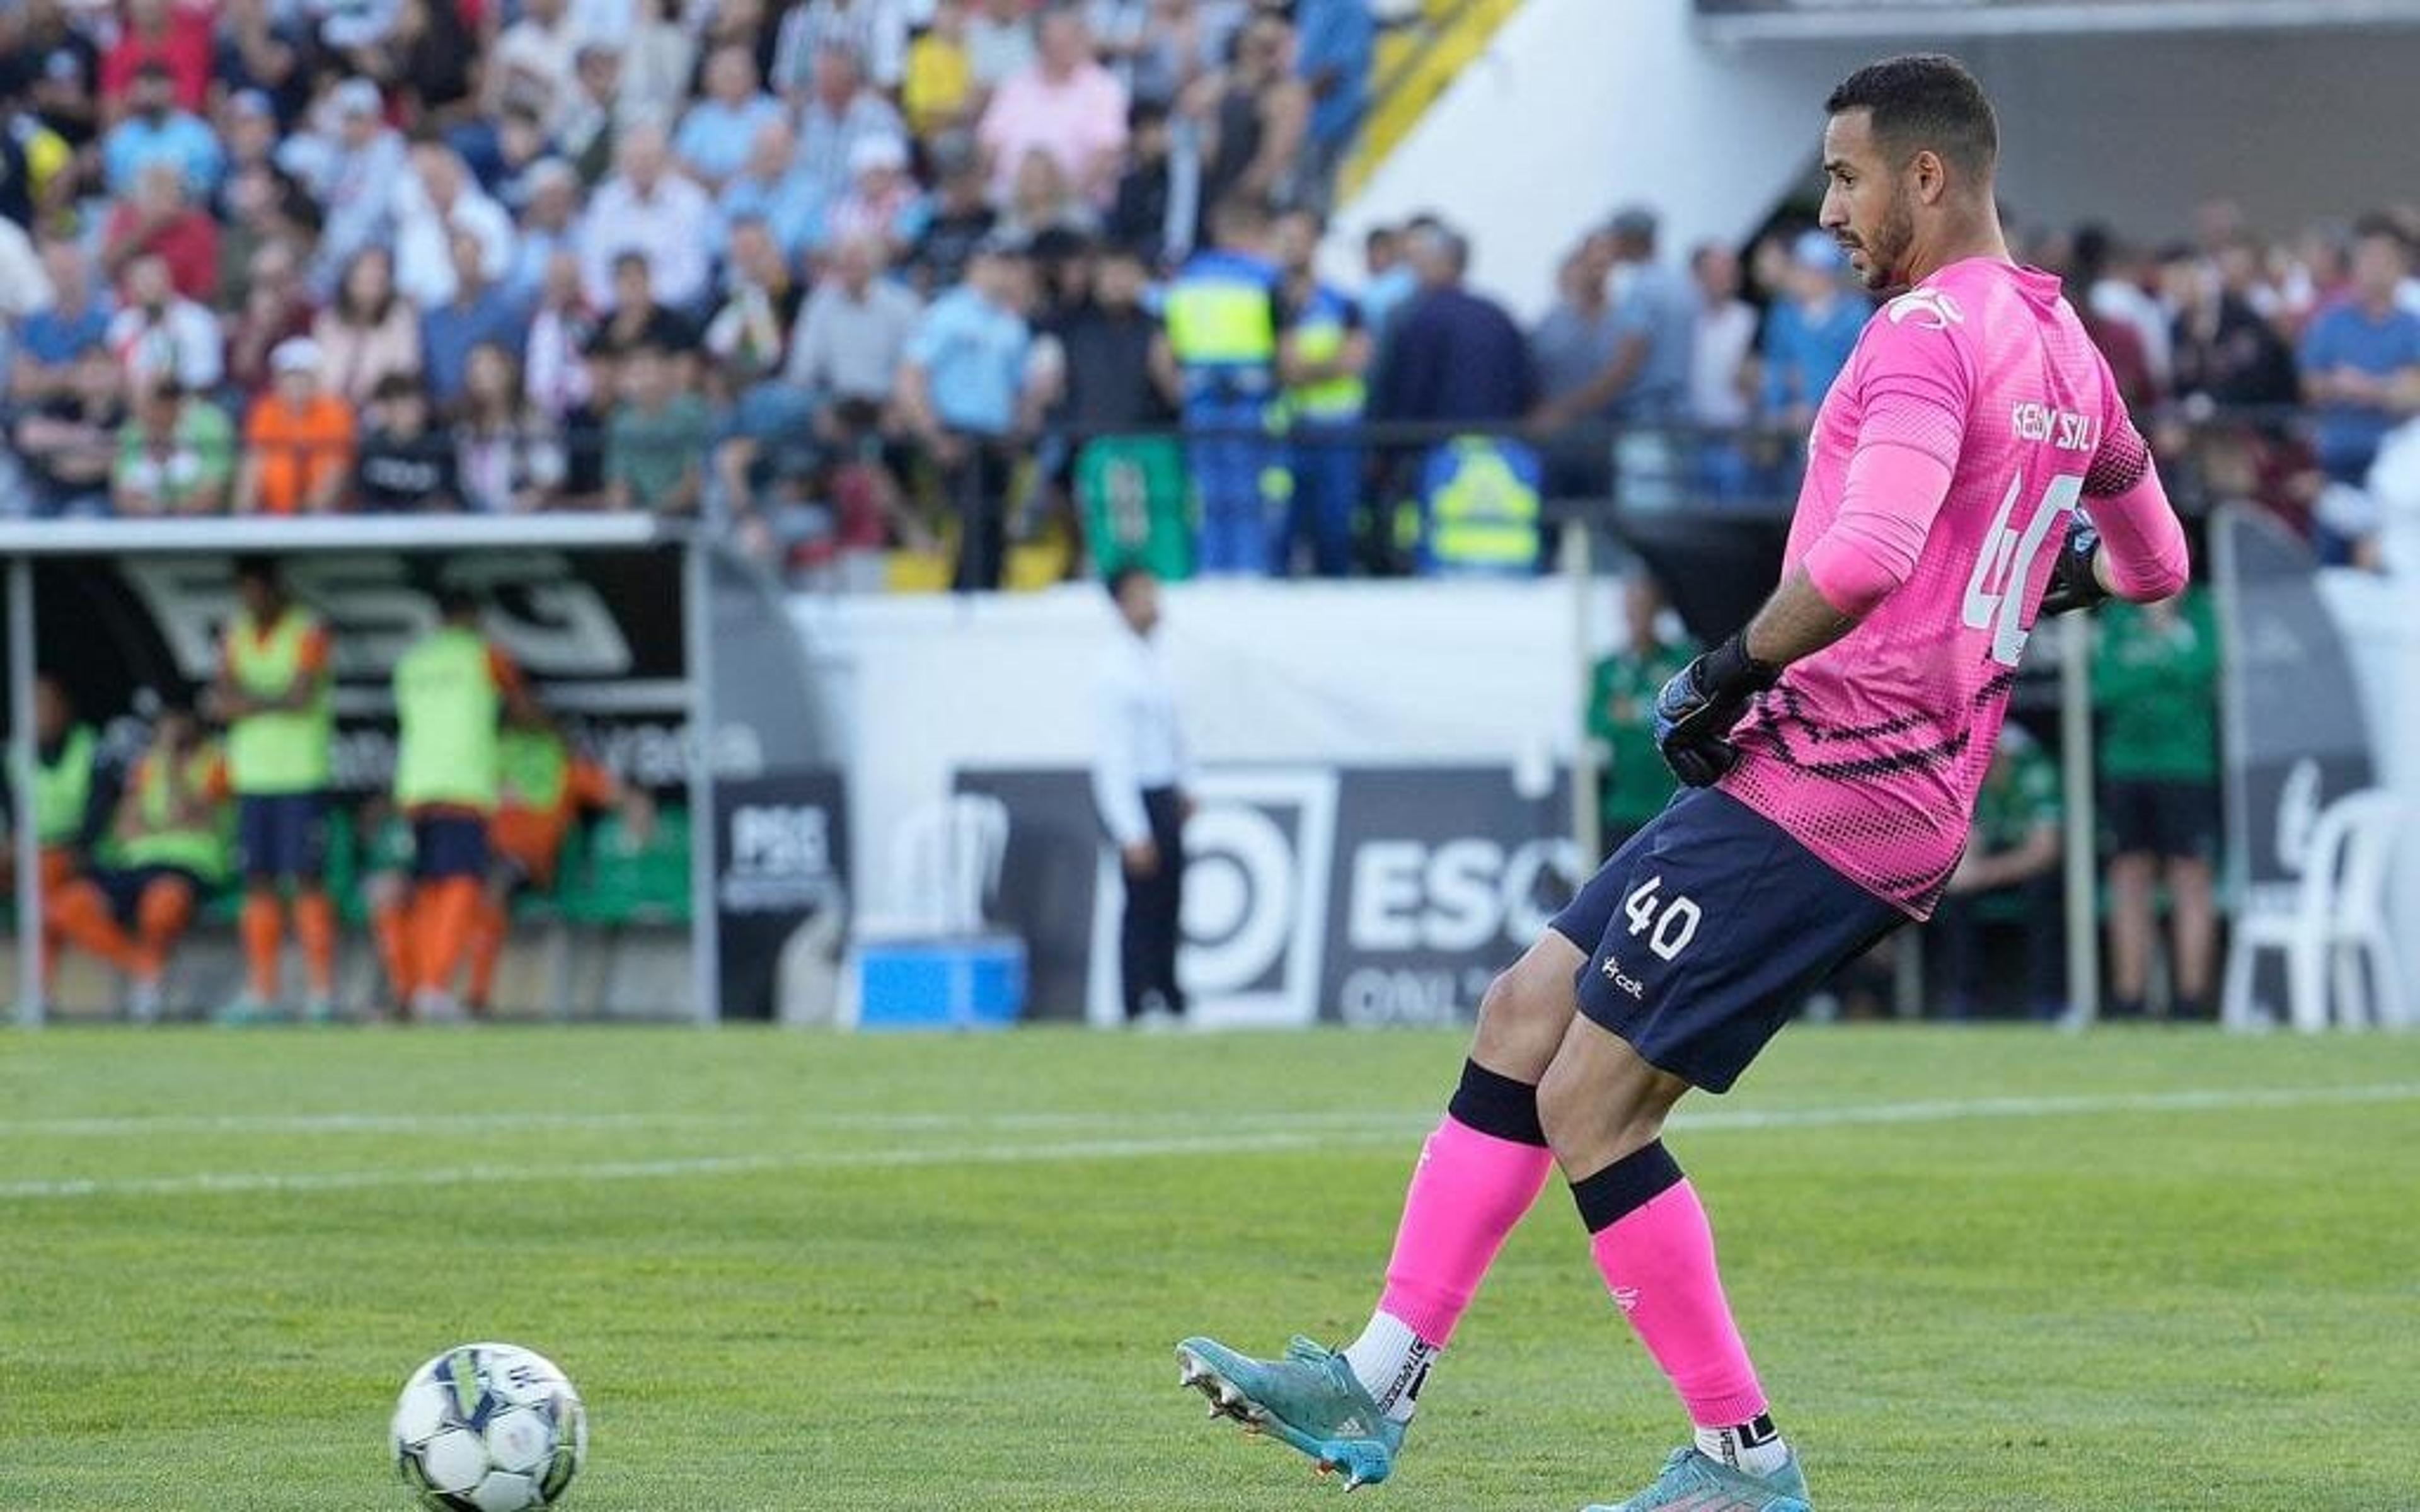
xmin=1470 ymin=948 xmax=1578 ymax=1080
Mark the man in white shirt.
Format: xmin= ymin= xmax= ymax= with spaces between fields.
xmin=1685 ymin=241 xmax=1758 ymax=505
xmin=1092 ymin=566 xmax=1192 ymax=1026
xmin=577 ymin=122 xmax=717 ymax=313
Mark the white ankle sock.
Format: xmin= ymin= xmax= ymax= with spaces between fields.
xmin=1340 ymin=1310 xmax=1437 ymax=1424
xmin=1697 ymin=1414 xmax=1790 ymax=1478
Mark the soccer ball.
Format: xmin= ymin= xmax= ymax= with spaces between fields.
xmin=391 ymin=1343 xmax=587 ymax=1511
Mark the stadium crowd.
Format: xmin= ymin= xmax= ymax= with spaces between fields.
xmin=3 ymin=0 xmax=2416 ymax=585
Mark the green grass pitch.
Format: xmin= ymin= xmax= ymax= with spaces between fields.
xmin=3 ymin=1024 xmax=2416 ymax=1511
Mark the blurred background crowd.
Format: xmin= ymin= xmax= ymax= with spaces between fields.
xmin=1 ymin=0 xmax=2416 ymax=588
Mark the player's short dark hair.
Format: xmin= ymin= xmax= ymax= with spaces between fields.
xmin=1825 ymin=53 xmax=1998 ymax=178
xmin=1105 ymin=564 xmax=1155 ymax=602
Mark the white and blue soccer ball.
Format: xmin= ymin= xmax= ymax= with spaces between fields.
xmin=391 ymin=1343 xmax=587 ymax=1511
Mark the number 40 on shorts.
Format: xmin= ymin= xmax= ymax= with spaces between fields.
xmin=1622 ymin=875 xmax=1701 ymax=961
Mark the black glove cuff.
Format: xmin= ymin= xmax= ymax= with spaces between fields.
xmin=1700 ymin=633 xmax=1781 ymax=699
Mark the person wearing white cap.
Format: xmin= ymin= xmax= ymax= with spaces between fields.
xmin=234 ymin=337 xmax=357 ymax=515
xmin=826 ymin=133 xmax=921 ymax=257
xmin=295 ymin=78 xmax=408 ymax=286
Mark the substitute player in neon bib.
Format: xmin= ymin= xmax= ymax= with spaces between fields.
xmin=1176 ymin=55 xmax=2188 ymax=1512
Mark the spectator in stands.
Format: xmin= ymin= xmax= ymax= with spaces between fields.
xmin=1291 ymin=0 xmax=1371 ymax=214
xmin=524 ymin=249 xmax=603 ymax=499
xmin=605 ymin=342 xmax=711 ymax=515
xmin=1758 ymin=231 xmax=1864 ymax=436
xmin=1103 ymin=101 xmax=1191 ymax=267
xmin=2300 ymin=218 xmax=2420 ymax=499
xmin=904 ymin=0 xmax=976 ymax=142
xmin=1052 ymin=239 xmax=1177 ymax=436
xmin=1686 ymin=241 xmax=1758 ymax=504
xmin=897 ymin=238 xmax=1041 ymax=589
xmin=789 ymin=232 xmax=922 ymax=411
xmin=1358 ymin=222 xmax=1415 ymax=345
xmin=715 ymin=119 xmax=824 ymax=263
xmin=774 ymin=0 xmax=911 ymax=97
xmin=354 ymin=372 xmax=460 ymax=512
xmin=364 ymin=0 xmax=480 ymax=129
xmin=43 ymin=704 xmax=224 ymax=1025
xmin=2097 ymin=584 xmax=2222 ymax=1022
xmin=11 ymin=238 xmax=112 ymax=403
xmin=112 ymin=381 xmax=233 ymax=516
xmin=103 ymin=60 xmax=221 ymax=198
xmin=11 ymin=346 xmax=127 ymax=518
xmin=614 ymin=0 xmax=698 ymax=135
xmin=707 ymin=219 xmax=810 ymax=399
xmin=2073 ymin=225 xmax=2170 ymax=396
xmin=998 ymin=147 xmax=1101 ymax=244
xmin=677 ymin=45 xmax=788 ymax=192
xmin=456 ymin=342 xmax=565 ymax=513
xmin=235 ymin=338 xmax=357 ymax=515
xmin=1085 ymin=0 xmax=1155 ymax=92
xmin=1932 ymin=724 xmax=2064 ymax=1021
xmin=101 ymin=161 xmax=219 ymax=304
xmin=224 ymin=240 xmax=317 ymax=399
xmin=214 ymin=0 xmax=307 ymax=120
xmin=914 ymin=147 xmax=1001 ymax=294
xmin=1527 ymin=240 xmax=1621 ymax=500
xmin=1587 ymin=575 xmax=1694 ymax=856
xmin=393 ymin=141 xmax=516 ymax=311
xmin=1369 ymin=222 xmax=1531 ymax=427
xmin=579 ymin=123 xmax=717 ymax=318
xmin=485 ymin=0 xmax=580 ymax=137
xmin=422 ymin=227 xmax=534 ymax=415
xmin=795 ymin=42 xmax=909 ymax=211
xmin=506 ymin=159 xmax=584 ymax=299
xmin=2163 ymin=242 xmax=2300 ymax=410
xmin=15 ymin=0 xmax=102 ymax=157
xmin=981 ymin=6 xmax=1130 ymax=208
xmin=107 ymin=250 xmax=224 ymax=394
xmin=1193 ymin=8 xmax=1306 ymax=215
xmin=285 ymin=81 xmax=403 ymax=292
xmin=555 ymin=44 xmax=624 ymax=184
xmin=1275 ymin=205 xmax=1369 ymax=575
xmin=313 ymin=245 xmax=422 ymax=406
xmin=827 ymin=134 xmax=927 ymax=263
xmin=1594 ymin=206 xmax=1698 ymax=425
xmin=967 ymin=0 xmax=1042 ymax=96
xmin=589 ymin=253 xmax=699 ymax=379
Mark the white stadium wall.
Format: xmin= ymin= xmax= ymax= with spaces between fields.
xmin=1333 ymin=0 xmax=2420 ymax=319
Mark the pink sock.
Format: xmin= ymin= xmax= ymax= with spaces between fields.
xmin=1587 ymin=1177 xmax=1768 ymax=1428
xmin=1374 ymin=1114 xmax=1556 ymax=1346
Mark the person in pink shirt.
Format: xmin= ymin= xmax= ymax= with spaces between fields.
xmin=976 ymin=5 xmax=1129 ymax=207
xmin=1175 ymin=54 xmax=2188 ymax=1512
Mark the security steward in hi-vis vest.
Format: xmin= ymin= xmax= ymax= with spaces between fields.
xmin=210 ymin=554 xmax=338 ymax=1022
xmin=1417 ymin=433 xmax=1543 ymax=575
xmin=1274 ymin=207 xmax=1371 ymax=578
xmin=1155 ymin=196 xmax=1288 ymax=576
xmin=381 ymin=588 xmax=533 ymax=1021
xmin=44 ymin=706 xmax=228 ymax=1022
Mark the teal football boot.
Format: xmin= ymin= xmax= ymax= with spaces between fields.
xmin=1176 ymin=1335 xmax=1403 ymax=1490
xmin=1581 ymin=1446 xmax=1811 ymax=1512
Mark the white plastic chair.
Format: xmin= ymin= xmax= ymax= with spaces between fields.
xmin=2221 ymin=789 xmax=2407 ymax=1032
xmin=853 ymin=793 xmax=1011 ymax=939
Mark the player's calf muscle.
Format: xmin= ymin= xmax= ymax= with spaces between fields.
xmin=1468 ymin=934 xmax=1584 ymax=1083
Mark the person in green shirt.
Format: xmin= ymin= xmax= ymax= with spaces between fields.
xmin=111 ymin=382 xmax=236 ymax=516
xmin=1932 ymin=723 xmax=2065 ymax=1020
xmin=1586 ymin=575 xmax=1697 ymax=856
xmin=604 ymin=343 xmax=711 ymax=515
xmin=2094 ymin=585 xmax=2221 ymax=1021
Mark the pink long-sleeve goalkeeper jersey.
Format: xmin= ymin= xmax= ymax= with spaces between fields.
xmin=1719 ymin=256 xmax=2167 ymax=919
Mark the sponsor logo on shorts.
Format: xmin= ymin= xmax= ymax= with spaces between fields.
xmin=1600 ymin=954 xmax=1645 ymax=1000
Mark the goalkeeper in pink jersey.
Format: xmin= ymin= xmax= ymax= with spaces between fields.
xmin=1175 ymin=54 xmax=2188 ymax=1512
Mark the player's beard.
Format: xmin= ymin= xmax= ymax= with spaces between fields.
xmin=1852 ymin=190 xmax=1918 ymax=294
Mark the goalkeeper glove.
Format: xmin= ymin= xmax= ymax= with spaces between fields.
xmin=1654 ymin=633 xmax=1780 ymax=788
xmin=2037 ymin=520 xmax=2111 ymax=618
